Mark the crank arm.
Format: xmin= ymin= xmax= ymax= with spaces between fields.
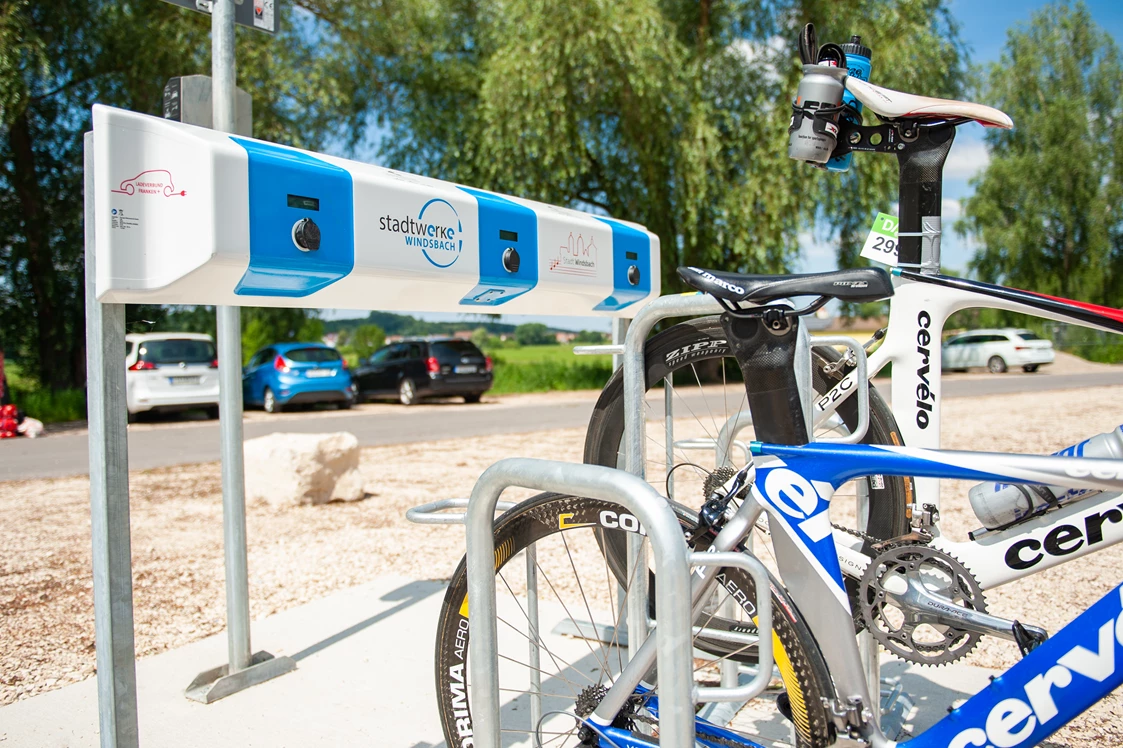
xmin=893 ymin=574 xmax=1049 ymax=644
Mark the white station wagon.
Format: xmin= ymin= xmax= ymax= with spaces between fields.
xmin=942 ymin=328 xmax=1055 ymax=374
xmin=125 ymin=333 xmax=220 ymax=418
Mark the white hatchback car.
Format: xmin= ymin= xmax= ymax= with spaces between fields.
xmin=942 ymin=328 xmax=1055 ymax=373
xmin=125 ymin=333 xmax=221 ymax=418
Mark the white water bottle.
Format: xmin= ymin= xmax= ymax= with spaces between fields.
xmin=968 ymin=425 xmax=1123 ymax=530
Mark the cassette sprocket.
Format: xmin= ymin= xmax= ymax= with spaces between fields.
xmin=858 ymin=543 xmax=986 ymax=666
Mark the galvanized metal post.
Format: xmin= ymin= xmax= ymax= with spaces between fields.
xmin=664 ymin=376 xmax=674 ymax=500
xmin=526 ymin=546 xmax=542 ymax=748
xmin=621 ymin=295 xmax=722 ymax=658
xmin=185 ymin=0 xmax=295 ymax=702
xmin=213 ymin=0 xmax=252 ymax=677
xmin=85 ymin=132 xmax=140 ymax=748
xmin=465 ymin=459 xmax=695 ymax=748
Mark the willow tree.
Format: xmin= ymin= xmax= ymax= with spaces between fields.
xmin=302 ymin=0 xmax=967 ymax=287
xmin=960 ymin=1 xmax=1123 ymax=304
xmin=0 ymin=1 xmax=368 ymax=390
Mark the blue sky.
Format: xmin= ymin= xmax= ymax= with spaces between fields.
xmin=327 ymin=1 xmax=1123 ymax=332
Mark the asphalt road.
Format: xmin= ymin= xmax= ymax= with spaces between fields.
xmin=3 ymin=369 xmax=1123 ymax=482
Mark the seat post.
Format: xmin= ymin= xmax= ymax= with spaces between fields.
xmin=896 ymin=125 xmax=955 ymax=274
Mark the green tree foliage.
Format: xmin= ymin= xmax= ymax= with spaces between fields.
xmin=959 ymin=2 xmax=1123 ymax=305
xmin=0 ymin=1 xmax=367 ymax=390
xmin=348 ymin=324 xmax=386 ymax=359
xmin=514 ymin=322 xmax=555 ymax=346
xmin=574 ymin=329 xmax=608 ymax=344
xmin=305 ymin=0 xmax=966 ymax=284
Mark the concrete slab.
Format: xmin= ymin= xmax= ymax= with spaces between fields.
xmin=0 ymin=569 xmax=1004 ymax=747
xmin=0 ymin=576 xmax=450 ymax=748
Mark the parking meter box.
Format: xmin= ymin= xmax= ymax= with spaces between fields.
xmin=92 ymin=105 xmax=660 ymax=316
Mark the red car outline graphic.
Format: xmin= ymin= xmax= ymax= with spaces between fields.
xmin=111 ymin=170 xmax=186 ymax=197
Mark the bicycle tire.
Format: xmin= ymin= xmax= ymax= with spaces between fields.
xmin=583 ymin=316 xmax=911 ymax=658
xmin=433 ymin=492 xmax=835 ymax=748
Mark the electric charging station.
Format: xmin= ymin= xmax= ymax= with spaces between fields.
xmin=93 ymin=106 xmax=659 ymax=314
xmin=85 ymin=103 xmax=660 ymax=748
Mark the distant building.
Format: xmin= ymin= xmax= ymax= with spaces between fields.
xmin=452 ymin=330 xmax=474 ymax=340
xmin=322 ymin=332 xmax=340 ymax=348
xmin=555 ymin=332 xmax=577 ymax=344
xmin=385 ymin=335 xmax=405 ymax=344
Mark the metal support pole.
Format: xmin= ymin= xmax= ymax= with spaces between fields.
xmin=611 ymin=318 xmax=629 ymax=372
xmin=621 ymin=295 xmax=723 ymax=659
xmin=186 ymin=0 xmax=294 ymax=702
xmin=465 ymin=459 xmax=695 ymax=748
xmin=664 ymin=376 xmax=674 ymax=500
xmin=85 ymin=132 xmax=140 ymax=748
xmin=526 ymin=545 xmax=542 ymax=748
xmin=213 ymin=0 xmax=251 ymax=677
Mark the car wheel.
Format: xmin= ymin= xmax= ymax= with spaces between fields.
xmin=987 ymin=355 xmax=1008 ymax=374
xmin=263 ymin=387 xmax=284 ymax=413
xmin=1023 ymin=364 xmax=1039 ymax=373
xmin=464 ymin=393 xmax=482 ymax=404
xmin=338 ymin=399 xmax=352 ymax=410
xmin=399 ymin=378 xmax=417 ymax=406
xmin=204 ymin=406 xmax=220 ymax=420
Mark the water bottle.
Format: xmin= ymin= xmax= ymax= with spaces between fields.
xmin=826 ymin=36 xmax=873 ymax=173
xmin=787 ymin=64 xmax=847 ymax=165
xmin=968 ymin=425 xmax=1123 ymax=529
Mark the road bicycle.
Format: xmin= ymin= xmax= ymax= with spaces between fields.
xmin=433 ymin=260 xmax=1123 ymax=747
xmin=580 ymin=25 xmax=1123 ymax=670
xmin=432 ymin=24 xmax=1123 ymax=748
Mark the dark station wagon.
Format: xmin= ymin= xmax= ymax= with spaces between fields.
xmin=353 ymin=338 xmax=493 ymax=405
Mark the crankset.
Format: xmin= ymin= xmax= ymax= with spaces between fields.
xmin=858 ymin=543 xmax=1048 ymax=665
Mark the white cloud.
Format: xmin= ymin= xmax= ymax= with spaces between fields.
xmin=943 ymin=139 xmax=991 ymax=180
xmin=942 ymin=198 xmax=964 ymax=221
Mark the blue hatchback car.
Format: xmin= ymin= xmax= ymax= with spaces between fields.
xmin=243 ymin=342 xmax=355 ymax=413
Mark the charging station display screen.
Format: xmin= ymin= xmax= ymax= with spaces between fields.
xmin=287 ymin=194 xmax=320 ymax=211
xmin=499 ymin=229 xmax=518 ymax=242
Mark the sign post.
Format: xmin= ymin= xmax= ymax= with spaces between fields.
xmin=182 ymin=0 xmax=296 ymax=703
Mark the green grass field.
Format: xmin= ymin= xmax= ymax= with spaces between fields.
xmin=488 ymin=344 xmax=611 ymax=364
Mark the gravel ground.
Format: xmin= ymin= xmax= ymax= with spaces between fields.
xmin=2 ymin=384 xmax=1122 ymax=745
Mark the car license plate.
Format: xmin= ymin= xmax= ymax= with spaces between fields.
xmin=454 ymin=365 xmax=477 ymax=374
xmin=169 ymin=376 xmax=200 ymax=385
xmin=306 ymin=369 xmax=335 ymax=378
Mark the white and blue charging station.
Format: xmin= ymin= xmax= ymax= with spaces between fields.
xmin=93 ymin=105 xmax=660 ymax=314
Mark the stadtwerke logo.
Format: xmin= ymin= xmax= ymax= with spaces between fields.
xmin=379 ymin=198 xmax=463 ymax=268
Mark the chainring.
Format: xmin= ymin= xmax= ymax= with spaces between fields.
xmin=858 ymin=543 xmax=986 ymax=666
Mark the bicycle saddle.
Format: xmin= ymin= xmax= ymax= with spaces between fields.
xmin=845 ymin=77 xmax=1013 ymax=129
xmin=678 ymin=266 xmax=894 ymax=305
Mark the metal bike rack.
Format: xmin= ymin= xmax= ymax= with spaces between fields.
xmin=463 ymin=458 xmax=696 ymax=748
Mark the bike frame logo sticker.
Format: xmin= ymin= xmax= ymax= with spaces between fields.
xmin=380 ymin=198 xmax=463 ymax=268
xmin=549 ymin=232 xmax=598 ymax=277
xmin=111 ymin=169 xmax=185 ymax=197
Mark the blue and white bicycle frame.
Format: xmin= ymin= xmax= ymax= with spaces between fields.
xmin=590 ymin=440 xmax=1123 ymax=748
xmin=811 ymin=268 xmax=1123 ymax=591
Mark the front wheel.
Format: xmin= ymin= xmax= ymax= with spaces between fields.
xmin=433 ymin=492 xmax=835 ymax=748
xmin=1023 ymin=364 xmax=1039 ymax=373
xmin=988 ymin=355 xmax=1008 ymax=374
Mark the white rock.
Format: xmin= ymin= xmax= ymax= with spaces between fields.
xmin=244 ymin=432 xmax=365 ymax=507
